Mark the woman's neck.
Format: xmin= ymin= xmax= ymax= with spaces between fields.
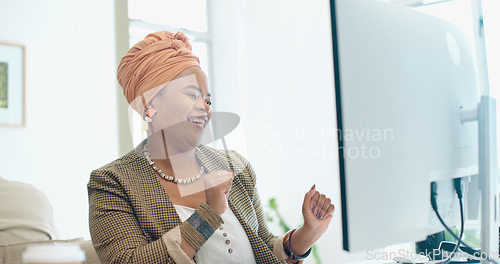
xmin=146 ymin=131 xmax=200 ymax=177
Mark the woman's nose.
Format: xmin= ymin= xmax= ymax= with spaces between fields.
xmin=195 ymin=99 xmax=209 ymax=112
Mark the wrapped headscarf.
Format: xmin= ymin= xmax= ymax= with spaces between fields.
xmin=117 ymin=31 xmax=200 ymax=115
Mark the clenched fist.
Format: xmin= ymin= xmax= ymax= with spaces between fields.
xmin=204 ymin=170 xmax=234 ymax=215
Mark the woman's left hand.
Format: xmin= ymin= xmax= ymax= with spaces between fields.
xmin=302 ymin=184 xmax=335 ymax=236
xmin=287 ymin=185 xmax=335 ymax=257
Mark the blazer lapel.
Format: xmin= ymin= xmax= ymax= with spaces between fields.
xmin=196 ymin=146 xmax=258 ymax=233
xmin=132 ymin=142 xmax=182 ymax=236
xmin=196 ymin=146 xmax=280 ymax=263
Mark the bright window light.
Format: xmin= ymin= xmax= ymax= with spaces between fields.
xmin=128 ymin=0 xmax=208 ymax=32
xmin=127 ymin=0 xmax=211 ymax=146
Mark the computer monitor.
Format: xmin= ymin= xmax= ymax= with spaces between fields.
xmin=331 ymin=0 xmax=480 ymax=252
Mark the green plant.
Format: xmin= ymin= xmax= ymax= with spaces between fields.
xmin=444 ymin=226 xmax=480 ymax=248
xmin=266 ymin=197 xmax=322 ymax=264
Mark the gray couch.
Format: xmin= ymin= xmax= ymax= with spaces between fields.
xmin=0 ymin=239 xmax=100 ymax=264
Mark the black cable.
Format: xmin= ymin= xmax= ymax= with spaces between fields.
xmin=436 ymin=179 xmax=464 ymax=264
xmin=440 ymin=178 xmax=466 ymax=264
xmin=433 ymin=200 xmax=492 ymax=263
xmin=440 ymin=198 xmax=464 ymax=264
xmin=431 ymin=181 xmax=499 ymax=264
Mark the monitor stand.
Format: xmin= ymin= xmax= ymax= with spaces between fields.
xmin=461 ymin=95 xmax=499 ymax=263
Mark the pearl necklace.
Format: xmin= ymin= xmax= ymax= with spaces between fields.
xmin=143 ymin=145 xmax=205 ymax=184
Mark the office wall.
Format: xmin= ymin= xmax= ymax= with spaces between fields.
xmin=0 ymin=0 xmax=118 ymax=239
xmin=484 ymin=0 xmax=500 ymax=112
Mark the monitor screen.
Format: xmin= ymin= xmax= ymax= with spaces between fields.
xmin=331 ymin=0 xmax=480 ymax=252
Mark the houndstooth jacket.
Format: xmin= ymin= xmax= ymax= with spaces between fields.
xmin=88 ymin=140 xmax=294 ymax=264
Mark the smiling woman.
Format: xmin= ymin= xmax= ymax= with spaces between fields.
xmin=87 ymin=30 xmax=335 ymax=264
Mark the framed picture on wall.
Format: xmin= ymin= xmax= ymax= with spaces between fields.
xmin=0 ymin=42 xmax=25 ymax=126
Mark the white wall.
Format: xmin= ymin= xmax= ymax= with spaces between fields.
xmin=0 ymin=0 xmax=118 ymax=239
xmin=484 ymin=0 xmax=500 ymax=109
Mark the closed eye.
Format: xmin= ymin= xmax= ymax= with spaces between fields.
xmin=187 ymin=93 xmax=197 ymax=99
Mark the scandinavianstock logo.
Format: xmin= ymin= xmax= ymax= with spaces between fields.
xmin=366 ymin=248 xmax=497 ymax=262
xmin=264 ymin=124 xmax=394 ymax=161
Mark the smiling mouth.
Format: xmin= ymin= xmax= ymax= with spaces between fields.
xmin=186 ymin=116 xmax=207 ymax=129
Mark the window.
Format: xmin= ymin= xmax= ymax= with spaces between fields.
xmin=127 ymin=0 xmax=212 ymax=145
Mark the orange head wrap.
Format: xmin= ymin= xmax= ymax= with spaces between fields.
xmin=117 ymin=31 xmax=200 ymax=115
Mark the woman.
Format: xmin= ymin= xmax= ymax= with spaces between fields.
xmin=88 ymin=31 xmax=334 ymax=264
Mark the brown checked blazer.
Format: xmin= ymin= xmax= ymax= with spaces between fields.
xmin=88 ymin=140 xmax=283 ymax=263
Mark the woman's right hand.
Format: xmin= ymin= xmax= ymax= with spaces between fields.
xmin=204 ymin=171 xmax=233 ymax=215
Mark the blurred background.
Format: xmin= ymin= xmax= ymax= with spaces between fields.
xmin=0 ymin=0 xmax=498 ymax=263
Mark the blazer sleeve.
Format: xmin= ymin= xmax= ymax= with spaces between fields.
xmin=88 ymin=169 xmax=189 ymax=264
xmin=231 ymin=151 xmax=303 ymax=263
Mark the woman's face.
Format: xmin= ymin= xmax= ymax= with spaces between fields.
xmin=148 ymin=66 xmax=212 ymax=149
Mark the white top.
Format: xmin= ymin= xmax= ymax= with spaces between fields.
xmin=174 ymin=205 xmax=257 ymax=264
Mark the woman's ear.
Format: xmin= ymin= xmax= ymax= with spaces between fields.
xmin=143 ymin=102 xmax=157 ymax=122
